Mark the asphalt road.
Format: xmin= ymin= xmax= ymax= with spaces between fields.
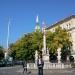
xmin=0 ymin=66 xmax=75 ymax=75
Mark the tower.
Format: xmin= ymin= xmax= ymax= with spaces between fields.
xmin=35 ymin=15 xmax=40 ymax=32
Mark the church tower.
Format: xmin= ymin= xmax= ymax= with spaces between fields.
xmin=35 ymin=15 xmax=40 ymax=32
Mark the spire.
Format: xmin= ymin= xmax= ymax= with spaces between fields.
xmin=42 ymin=21 xmax=45 ymax=25
xmin=42 ymin=21 xmax=46 ymax=28
xmin=36 ymin=15 xmax=38 ymax=23
xmin=5 ymin=17 xmax=10 ymax=60
xmin=35 ymin=15 xmax=40 ymax=32
xmin=42 ymin=21 xmax=46 ymax=32
xmin=7 ymin=18 xmax=10 ymax=49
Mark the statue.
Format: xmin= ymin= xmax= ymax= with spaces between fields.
xmin=35 ymin=50 xmax=38 ymax=65
xmin=57 ymin=47 xmax=61 ymax=63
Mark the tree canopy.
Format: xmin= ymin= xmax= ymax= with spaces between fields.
xmin=9 ymin=31 xmax=43 ymax=61
xmin=9 ymin=26 xmax=72 ymax=62
xmin=46 ymin=26 xmax=72 ymax=61
xmin=0 ymin=45 xmax=4 ymax=60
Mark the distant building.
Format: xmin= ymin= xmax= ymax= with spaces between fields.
xmin=46 ymin=15 xmax=75 ymax=61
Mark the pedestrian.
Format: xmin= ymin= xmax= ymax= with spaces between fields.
xmin=37 ymin=55 xmax=44 ymax=75
xmin=22 ymin=60 xmax=27 ymax=73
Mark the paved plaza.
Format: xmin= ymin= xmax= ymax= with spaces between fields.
xmin=0 ymin=66 xmax=75 ymax=75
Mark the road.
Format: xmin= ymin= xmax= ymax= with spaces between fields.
xmin=0 ymin=66 xmax=75 ymax=75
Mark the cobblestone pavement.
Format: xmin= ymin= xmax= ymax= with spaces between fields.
xmin=0 ymin=66 xmax=75 ymax=75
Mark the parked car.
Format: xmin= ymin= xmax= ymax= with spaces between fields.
xmin=13 ymin=60 xmax=23 ymax=65
xmin=0 ymin=60 xmax=6 ymax=67
xmin=0 ymin=59 xmax=13 ymax=67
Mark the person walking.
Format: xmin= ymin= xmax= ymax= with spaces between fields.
xmin=37 ymin=55 xmax=44 ymax=75
xmin=22 ymin=60 xmax=27 ymax=73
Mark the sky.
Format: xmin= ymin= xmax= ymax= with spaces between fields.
xmin=0 ymin=0 xmax=75 ymax=48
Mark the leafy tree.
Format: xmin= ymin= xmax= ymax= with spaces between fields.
xmin=46 ymin=26 xmax=72 ymax=61
xmin=0 ymin=46 xmax=4 ymax=60
xmin=9 ymin=43 xmax=18 ymax=60
xmin=9 ymin=31 xmax=43 ymax=62
xmin=31 ymin=31 xmax=43 ymax=52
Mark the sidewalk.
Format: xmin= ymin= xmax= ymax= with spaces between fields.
xmin=17 ymin=68 xmax=75 ymax=74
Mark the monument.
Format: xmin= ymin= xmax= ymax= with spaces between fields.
xmin=42 ymin=21 xmax=50 ymax=63
xmin=57 ymin=47 xmax=61 ymax=63
xmin=35 ymin=50 xmax=38 ymax=65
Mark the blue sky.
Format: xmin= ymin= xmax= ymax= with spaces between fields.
xmin=0 ymin=0 xmax=75 ymax=48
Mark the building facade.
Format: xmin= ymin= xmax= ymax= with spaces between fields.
xmin=46 ymin=15 xmax=75 ymax=61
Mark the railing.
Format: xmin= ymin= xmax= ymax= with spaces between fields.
xmin=27 ymin=63 xmax=37 ymax=69
xmin=27 ymin=63 xmax=71 ymax=69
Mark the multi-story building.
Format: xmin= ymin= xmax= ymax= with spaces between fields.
xmin=46 ymin=15 xmax=75 ymax=62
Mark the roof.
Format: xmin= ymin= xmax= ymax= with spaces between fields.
xmin=46 ymin=15 xmax=75 ymax=30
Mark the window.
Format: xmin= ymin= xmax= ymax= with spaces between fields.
xmin=52 ymin=28 xmax=55 ymax=32
xmin=67 ymin=23 xmax=71 ymax=29
xmin=69 ymin=23 xmax=71 ymax=29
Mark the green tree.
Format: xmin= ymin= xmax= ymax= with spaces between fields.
xmin=0 ymin=46 xmax=4 ymax=60
xmin=9 ymin=31 xmax=43 ymax=62
xmin=46 ymin=26 xmax=72 ymax=61
xmin=31 ymin=31 xmax=43 ymax=52
xmin=9 ymin=43 xmax=17 ymax=60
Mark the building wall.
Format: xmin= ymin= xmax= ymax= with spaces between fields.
xmin=48 ymin=18 xmax=75 ymax=31
xmin=70 ymin=30 xmax=75 ymax=51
